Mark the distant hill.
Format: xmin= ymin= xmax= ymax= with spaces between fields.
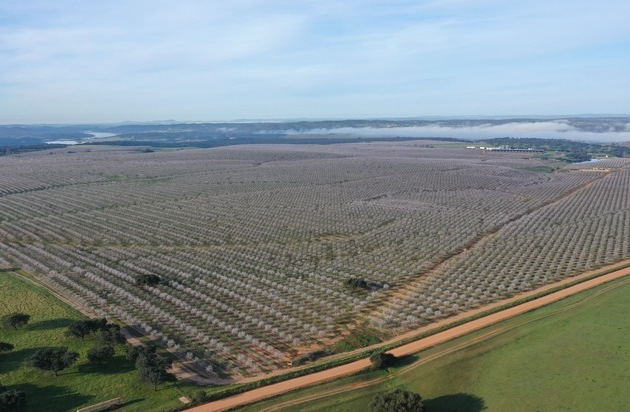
xmin=1 ymin=117 xmax=629 ymax=150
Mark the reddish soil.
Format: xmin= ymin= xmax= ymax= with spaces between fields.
xmin=186 ymin=260 xmax=630 ymax=412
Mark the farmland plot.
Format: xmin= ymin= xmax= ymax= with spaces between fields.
xmin=371 ymin=157 xmax=630 ymax=330
xmin=0 ymin=143 xmax=627 ymax=378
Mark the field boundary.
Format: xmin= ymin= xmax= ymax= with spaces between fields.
xmin=5 ymin=269 xmax=228 ymax=385
xmin=368 ymin=170 xmax=609 ymax=322
xmin=184 ymin=259 xmax=630 ymax=411
xmin=254 ymin=274 xmax=630 ymax=411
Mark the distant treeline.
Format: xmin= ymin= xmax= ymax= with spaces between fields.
xmin=0 ymin=128 xmax=89 ymax=146
xmin=88 ymin=135 xmax=465 ymax=149
xmin=484 ymin=137 xmax=630 ymax=160
xmin=0 ymin=144 xmax=66 ymax=156
xmin=1 ymin=135 xmax=627 ymax=160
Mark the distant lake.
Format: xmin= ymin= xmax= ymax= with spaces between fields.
xmin=85 ymin=131 xmax=117 ymax=139
xmin=46 ymin=131 xmax=117 ymax=145
xmin=46 ymin=140 xmax=78 ymax=145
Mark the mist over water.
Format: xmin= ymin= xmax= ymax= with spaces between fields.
xmin=286 ymin=121 xmax=630 ymax=143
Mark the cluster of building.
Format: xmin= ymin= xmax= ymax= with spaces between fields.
xmin=466 ymin=145 xmax=545 ymax=153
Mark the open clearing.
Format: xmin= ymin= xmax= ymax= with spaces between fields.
xmin=233 ymin=271 xmax=630 ymax=412
xmin=0 ymin=271 xmax=197 ymax=412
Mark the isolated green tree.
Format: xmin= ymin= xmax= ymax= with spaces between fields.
xmin=344 ymin=277 xmax=370 ymax=290
xmin=65 ymin=319 xmax=124 ymax=346
xmin=27 ymin=347 xmax=79 ymax=377
xmin=65 ymin=318 xmax=110 ymax=340
xmin=1 ymin=313 xmax=31 ymax=331
xmin=126 ymin=344 xmax=157 ymax=362
xmin=0 ymin=342 xmax=14 ymax=353
xmin=87 ymin=345 xmax=115 ymax=365
xmin=0 ymin=388 xmax=27 ymax=411
xmin=85 ymin=318 xmax=107 ymax=334
xmin=65 ymin=321 xmax=91 ymax=340
xmin=98 ymin=323 xmax=126 ymax=346
xmin=370 ymin=389 xmax=424 ymax=412
xmin=134 ymin=274 xmax=161 ymax=286
xmin=369 ymin=351 xmax=396 ymax=369
xmin=136 ymin=351 xmax=174 ymax=391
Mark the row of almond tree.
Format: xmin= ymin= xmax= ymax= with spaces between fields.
xmin=372 ymin=160 xmax=630 ymax=329
xmin=0 ymin=145 xmax=627 ymax=376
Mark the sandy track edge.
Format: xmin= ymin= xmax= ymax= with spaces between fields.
xmin=187 ymin=260 xmax=630 ymax=412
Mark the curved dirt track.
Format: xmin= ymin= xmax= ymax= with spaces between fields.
xmin=187 ymin=261 xmax=630 ymax=412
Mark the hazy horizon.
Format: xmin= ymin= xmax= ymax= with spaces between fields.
xmin=1 ymin=113 xmax=630 ymax=127
xmin=2 ymin=117 xmax=630 ymax=144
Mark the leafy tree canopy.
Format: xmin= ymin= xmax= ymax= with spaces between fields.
xmin=87 ymin=345 xmax=115 ymax=365
xmin=345 ymin=277 xmax=377 ymax=290
xmin=370 ymin=389 xmax=424 ymax=412
xmin=98 ymin=323 xmax=126 ymax=346
xmin=134 ymin=274 xmax=161 ymax=286
xmin=85 ymin=318 xmax=108 ymax=334
xmin=135 ymin=350 xmax=174 ymax=391
xmin=27 ymin=347 xmax=79 ymax=376
xmin=125 ymin=344 xmax=157 ymax=363
xmin=66 ymin=318 xmax=127 ymax=346
xmin=65 ymin=322 xmax=91 ymax=340
xmin=0 ymin=388 xmax=27 ymax=411
xmin=0 ymin=342 xmax=15 ymax=352
xmin=1 ymin=313 xmax=30 ymax=330
xmin=65 ymin=318 xmax=115 ymax=340
xmin=369 ymin=351 xmax=397 ymax=369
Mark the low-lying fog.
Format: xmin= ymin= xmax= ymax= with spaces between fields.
xmin=286 ymin=120 xmax=630 ymax=143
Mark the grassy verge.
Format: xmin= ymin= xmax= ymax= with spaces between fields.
xmin=0 ymin=271 xmax=198 ymax=412
xmin=180 ymin=261 xmax=630 ymax=409
xmin=238 ymin=274 xmax=630 ymax=411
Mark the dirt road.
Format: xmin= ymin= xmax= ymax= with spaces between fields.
xmin=187 ymin=261 xmax=630 ymax=412
xmin=255 ymin=276 xmax=630 ymax=412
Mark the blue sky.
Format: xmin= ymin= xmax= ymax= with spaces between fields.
xmin=1 ymin=0 xmax=629 ymax=123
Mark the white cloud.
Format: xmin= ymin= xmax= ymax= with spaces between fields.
xmin=1 ymin=0 xmax=629 ymax=122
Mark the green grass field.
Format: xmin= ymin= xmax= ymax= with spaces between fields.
xmin=238 ymin=275 xmax=630 ymax=411
xmin=0 ymin=271 xmax=198 ymax=412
